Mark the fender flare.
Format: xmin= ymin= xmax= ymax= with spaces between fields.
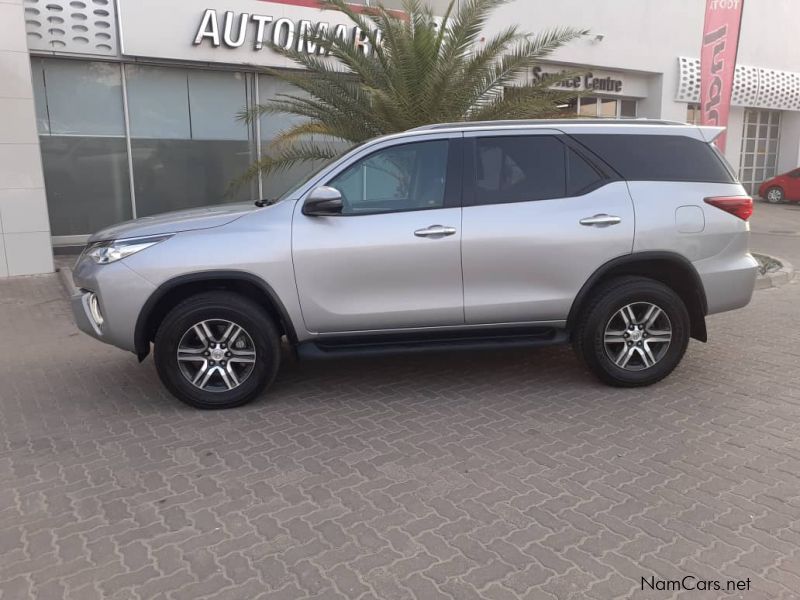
xmin=566 ymin=251 xmax=708 ymax=341
xmin=133 ymin=270 xmax=297 ymax=360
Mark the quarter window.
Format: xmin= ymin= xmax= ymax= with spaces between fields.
xmin=573 ymin=134 xmax=735 ymax=183
xmin=568 ymin=149 xmax=605 ymax=196
xmin=328 ymin=140 xmax=449 ymax=215
xmin=472 ymin=136 xmax=566 ymax=205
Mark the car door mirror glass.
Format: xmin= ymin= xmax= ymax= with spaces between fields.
xmin=303 ymin=186 xmax=344 ymax=216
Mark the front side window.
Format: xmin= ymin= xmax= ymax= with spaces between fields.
xmin=327 ymin=140 xmax=449 ymax=215
xmin=472 ymin=136 xmax=566 ymax=205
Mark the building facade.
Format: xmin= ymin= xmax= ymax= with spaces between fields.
xmin=0 ymin=0 xmax=798 ymax=277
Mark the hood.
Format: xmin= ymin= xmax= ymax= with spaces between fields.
xmin=87 ymin=203 xmax=256 ymax=243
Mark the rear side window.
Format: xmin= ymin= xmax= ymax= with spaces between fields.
xmin=573 ymin=134 xmax=735 ymax=183
xmin=568 ymin=148 xmax=605 ymax=196
xmin=472 ymin=136 xmax=565 ymax=205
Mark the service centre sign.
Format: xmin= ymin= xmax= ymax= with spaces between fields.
xmin=117 ymin=0 xmax=368 ymax=67
xmin=528 ymin=64 xmax=649 ymax=99
xmin=532 ymin=66 xmax=624 ymax=93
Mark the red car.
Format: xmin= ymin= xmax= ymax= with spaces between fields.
xmin=759 ymin=168 xmax=800 ymax=203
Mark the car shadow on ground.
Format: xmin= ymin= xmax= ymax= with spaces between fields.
xmin=109 ymin=341 xmax=659 ymax=420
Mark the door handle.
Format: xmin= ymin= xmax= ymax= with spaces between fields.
xmin=580 ymin=214 xmax=622 ymax=227
xmin=414 ymin=225 xmax=457 ymax=238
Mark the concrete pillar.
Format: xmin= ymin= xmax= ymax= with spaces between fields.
xmin=0 ymin=0 xmax=53 ymax=277
xmin=724 ymin=107 xmax=745 ymax=173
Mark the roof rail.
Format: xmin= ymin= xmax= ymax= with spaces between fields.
xmin=410 ymin=118 xmax=690 ymax=131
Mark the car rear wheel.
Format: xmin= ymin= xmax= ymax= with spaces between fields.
xmin=765 ymin=186 xmax=785 ymax=203
xmin=573 ymin=276 xmax=690 ymax=387
xmin=154 ymin=291 xmax=280 ymax=409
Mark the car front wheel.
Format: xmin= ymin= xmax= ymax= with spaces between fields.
xmin=154 ymin=291 xmax=281 ymax=409
xmin=573 ymin=276 xmax=690 ymax=387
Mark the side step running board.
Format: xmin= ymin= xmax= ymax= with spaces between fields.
xmin=297 ymin=329 xmax=569 ymax=360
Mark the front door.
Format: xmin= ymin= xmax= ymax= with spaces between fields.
xmin=292 ymin=137 xmax=464 ymax=333
xmin=461 ymin=131 xmax=635 ymax=324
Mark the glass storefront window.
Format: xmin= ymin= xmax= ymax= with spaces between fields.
xmin=34 ymin=58 xmax=132 ymax=237
xmin=40 ymin=137 xmax=132 ymax=237
xmin=125 ymin=65 xmax=191 ymax=139
xmin=575 ymin=96 xmax=636 ymax=118
xmin=126 ymin=66 xmax=255 ymax=217
xmin=620 ymin=100 xmax=637 ymax=118
xmin=739 ymin=109 xmax=781 ymax=196
xmin=686 ymin=103 xmax=701 ymax=125
xmin=578 ymin=97 xmax=598 ymax=117
xmin=258 ymin=75 xmax=346 ymax=201
xmin=599 ymin=98 xmax=617 ymax=117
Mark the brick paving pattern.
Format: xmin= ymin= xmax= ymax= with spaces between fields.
xmin=1 ymin=202 xmax=799 ymax=599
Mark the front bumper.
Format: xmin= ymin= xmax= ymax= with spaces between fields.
xmin=71 ymin=290 xmax=104 ymax=341
xmin=70 ymin=258 xmax=156 ymax=353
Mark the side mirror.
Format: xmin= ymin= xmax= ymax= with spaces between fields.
xmin=303 ymin=186 xmax=343 ymax=216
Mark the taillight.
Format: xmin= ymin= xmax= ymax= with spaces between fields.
xmin=704 ymin=196 xmax=753 ymax=221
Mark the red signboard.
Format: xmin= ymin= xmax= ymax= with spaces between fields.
xmin=699 ymin=0 xmax=745 ymax=151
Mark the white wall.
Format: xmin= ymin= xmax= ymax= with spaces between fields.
xmin=482 ymin=0 xmax=800 ymax=122
xmin=0 ymin=0 xmax=53 ymax=277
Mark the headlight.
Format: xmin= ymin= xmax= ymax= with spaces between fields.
xmin=85 ymin=235 xmax=172 ymax=264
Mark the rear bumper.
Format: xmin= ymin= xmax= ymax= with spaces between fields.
xmin=696 ymin=253 xmax=758 ymax=315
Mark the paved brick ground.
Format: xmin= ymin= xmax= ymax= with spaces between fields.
xmin=2 ymin=207 xmax=800 ymax=599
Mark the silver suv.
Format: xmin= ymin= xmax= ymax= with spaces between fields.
xmin=71 ymin=120 xmax=758 ymax=409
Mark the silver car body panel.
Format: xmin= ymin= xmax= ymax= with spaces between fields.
xmin=72 ymin=259 xmax=155 ymax=352
xmin=87 ymin=203 xmax=256 ymax=242
xmin=70 ymin=120 xmax=757 ymax=355
xmin=627 ymin=180 xmax=757 ymax=314
xmin=292 ymin=206 xmax=465 ymax=332
xmin=462 ymin=180 xmax=635 ymax=323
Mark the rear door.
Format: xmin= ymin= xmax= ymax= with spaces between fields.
xmin=460 ymin=130 xmax=635 ymax=324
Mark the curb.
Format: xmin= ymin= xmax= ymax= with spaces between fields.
xmin=56 ymin=263 xmax=78 ymax=297
xmin=755 ymin=255 xmax=795 ymax=290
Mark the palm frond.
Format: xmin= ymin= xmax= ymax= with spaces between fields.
xmin=234 ymin=0 xmax=587 ymax=183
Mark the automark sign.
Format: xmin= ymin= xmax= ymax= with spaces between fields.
xmin=193 ymin=8 xmax=380 ymax=55
xmin=117 ymin=0 xmax=367 ymax=67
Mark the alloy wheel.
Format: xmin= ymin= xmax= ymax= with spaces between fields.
xmin=603 ymin=302 xmax=672 ymax=371
xmin=176 ymin=319 xmax=256 ymax=392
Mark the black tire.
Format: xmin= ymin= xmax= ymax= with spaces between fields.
xmin=573 ymin=276 xmax=690 ymax=387
xmin=154 ymin=291 xmax=280 ymax=409
xmin=765 ymin=186 xmax=785 ymax=204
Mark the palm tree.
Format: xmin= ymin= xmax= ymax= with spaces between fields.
xmin=240 ymin=0 xmax=587 ymax=183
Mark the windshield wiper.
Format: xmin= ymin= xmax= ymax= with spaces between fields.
xmin=254 ymin=198 xmax=277 ymax=207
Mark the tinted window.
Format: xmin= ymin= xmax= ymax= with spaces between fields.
xmin=328 ymin=140 xmax=449 ymax=215
xmin=568 ymin=149 xmax=604 ymax=195
xmin=472 ymin=136 xmax=565 ymax=205
xmin=573 ymin=134 xmax=735 ymax=183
